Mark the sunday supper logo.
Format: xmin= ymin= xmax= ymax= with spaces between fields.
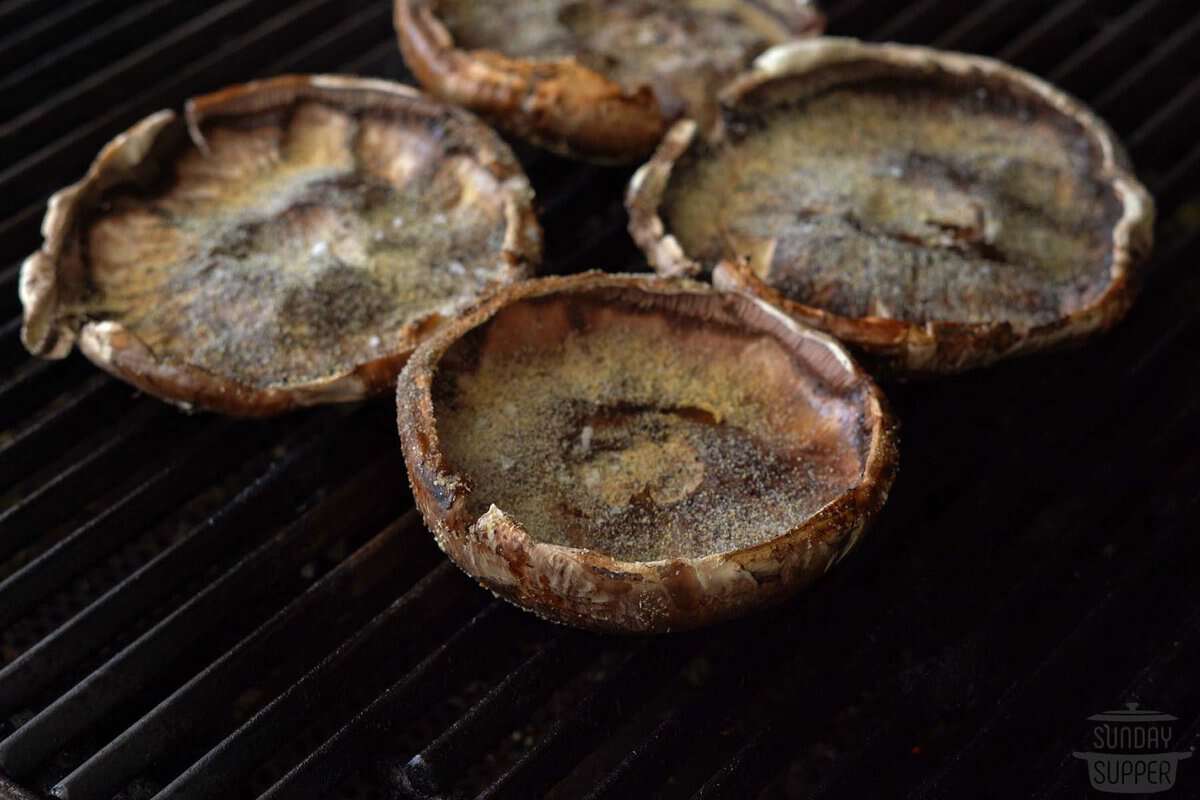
xmin=1073 ymin=703 xmax=1193 ymax=794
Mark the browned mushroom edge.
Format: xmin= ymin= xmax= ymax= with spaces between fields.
xmin=393 ymin=0 xmax=826 ymax=164
xmin=626 ymin=38 xmax=1156 ymax=376
xmin=396 ymin=272 xmax=898 ymax=634
xmin=18 ymin=74 xmax=542 ymax=416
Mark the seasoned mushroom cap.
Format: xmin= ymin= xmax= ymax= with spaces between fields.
xmin=394 ymin=0 xmax=825 ymax=163
xmin=626 ymin=38 xmax=1155 ymax=375
xmin=19 ymin=75 xmax=541 ymax=416
xmin=397 ymin=272 xmax=897 ymax=633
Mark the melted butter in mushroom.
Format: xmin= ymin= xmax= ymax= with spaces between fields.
xmin=434 ymin=295 xmax=865 ymax=562
xmin=437 ymin=0 xmax=783 ymax=126
xmin=83 ymin=101 xmax=513 ymax=389
xmin=663 ymin=77 xmax=1124 ymax=326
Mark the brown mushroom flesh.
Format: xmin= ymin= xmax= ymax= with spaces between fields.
xmin=627 ymin=40 xmax=1154 ymax=373
xmin=396 ymin=0 xmax=824 ymax=162
xmin=398 ymin=273 xmax=897 ymax=633
xmin=20 ymin=76 xmax=541 ymax=415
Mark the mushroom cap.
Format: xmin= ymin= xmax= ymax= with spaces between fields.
xmin=397 ymin=272 xmax=897 ymax=633
xmin=626 ymin=38 xmax=1155 ymax=375
xmin=394 ymin=0 xmax=825 ymax=163
xmin=19 ymin=74 xmax=541 ymax=416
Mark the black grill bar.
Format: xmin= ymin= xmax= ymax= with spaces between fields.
xmin=0 ymin=0 xmax=112 ymax=73
xmin=157 ymin=561 xmax=489 ymax=800
xmin=0 ymin=0 xmax=190 ymax=102
xmin=0 ymin=318 xmax=26 ymax=370
xmin=0 ymin=399 xmax=175 ymax=564
xmin=0 ymin=376 xmax=123 ymax=491
xmin=0 ymin=443 xmax=404 ymax=778
xmin=0 ymin=0 xmax=288 ymax=147
xmin=1032 ymin=613 xmax=1200 ymax=799
xmin=1157 ymin=140 xmax=1200 ymax=212
xmin=0 ymin=0 xmax=381 ymax=225
xmin=993 ymin=0 xmax=1089 ymax=67
xmin=0 ymin=208 xmax=39 ymax=272
xmin=1049 ymin=0 xmax=1188 ymax=89
xmin=475 ymin=643 xmax=684 ymax=800
xmin=0 ymin=407 xmax=374 ymax=717
xmin=1128 ymin=71 xmax=1200 ymax=161
xmin=858 ymin=0 xmax=949 ymax=44
xmin=258 ymin=599 xmax=527 ymax=800
xmin=0 ymin=415 xmax=263 ymax=630
xmin=784 ymin=405 xmax=1200 ymax=800
xmin=52 ymin=508 xmax=442 ymax=800
xmin=929 ymin=0 xmax=1044 ymax=50
xmin=1092 ymin=9 xmax=1200 ymax=123
xmin=908 ymin=482 xmax=1200 ymax=800
xmin=261 ymin=3 xmax=393 ymax=77
xmin=401 ymin=633 xmax=604 ymax=798
xmin=0 ymin=358 xmax=90 ymax=432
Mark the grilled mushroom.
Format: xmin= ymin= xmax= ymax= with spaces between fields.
xmin=397 ymin=272 xmax=897 ymax=633
xmin=626 ymin=38 xmax=1155 ymax=374
xmin=394 ymin=0 xmax=825 ymax=163
xmin=19 ymin=75 xmax=541 ymax=416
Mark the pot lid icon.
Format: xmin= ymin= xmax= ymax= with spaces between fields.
xmin=1087 ymin=702 xmax=1177 ymax=723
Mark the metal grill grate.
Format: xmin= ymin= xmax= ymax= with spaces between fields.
xmin=3 ymin=2 xmax=1200 ymax=799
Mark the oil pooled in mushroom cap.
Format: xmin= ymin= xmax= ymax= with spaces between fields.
xmin=663 ymin=76 xmax=1124 ymax=327
xmin=82 ymin=102 xmax=512 ymax=388
xmin=434 ymin=298 xmax=865 ymax=562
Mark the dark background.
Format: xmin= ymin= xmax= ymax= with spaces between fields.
xmin=1 ymin=1 xmax=1199 ymax=799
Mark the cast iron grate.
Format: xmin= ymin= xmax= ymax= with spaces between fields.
xmin=3 ymin=1 xmax=1200 ymax=799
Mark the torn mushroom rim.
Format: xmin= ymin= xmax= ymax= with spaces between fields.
xmin=625 ymin=38 xmax=1155 ymax=374
xmin=396 ymin=272 xmax=898 ymax=593
xmin=19 ymin=74 xmax=542 ymax=416
xmin=393 ymin=0 xmax=826 ymax=163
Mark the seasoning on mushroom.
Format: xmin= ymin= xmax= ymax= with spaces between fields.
xmin=394 ymin=0 xmax=825 ymax=163
xmin=626 ymin=38 xmax=1154 ymax=375
xmin=397 ymin=272 xmax=898 ymax=633
xmin=19 ymin=75 xmax=542 ymax=415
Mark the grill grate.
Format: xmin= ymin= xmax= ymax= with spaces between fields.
xmin=3 ymin=2 xmax=1200 ymax=799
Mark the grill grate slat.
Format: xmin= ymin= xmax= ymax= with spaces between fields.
xmin=1091 ymin=9 xmax=1200 ymax=122
xmin=0 ymin=408 xmax=372 ymax=716
xmin=0 ymin=416 xmax=267 ymax=631
xmin=2 ymin=3 xmax=1199 ymax=799
xmin=0 ymin=0 xmax=199 ymax=105
xmin=400 ymin=635 xmax=605 ymax=798
xmin=257 ymin=600 xmax=532 ymax=800
xmin=930 ymin=0 xmax=1048 ymax=51
xmin=0 ymin=374 xmax=118 ymax=490
xmin=475 ymin=643 xmax=686 ymax=800
xmin=0 ymin=443 xmax=404 ymax=779
xmin=157 ymin=562 xmax=488 ymax=800
xmin=53 ymin=509 xmax=443 ymax=800
xmin=0 ymin=400 xmax=176 ymax=565
xmin=784 ymin=401 xmax=1200 ymax=800
xmin=0 ymin=0 xmax=383 ymax=224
